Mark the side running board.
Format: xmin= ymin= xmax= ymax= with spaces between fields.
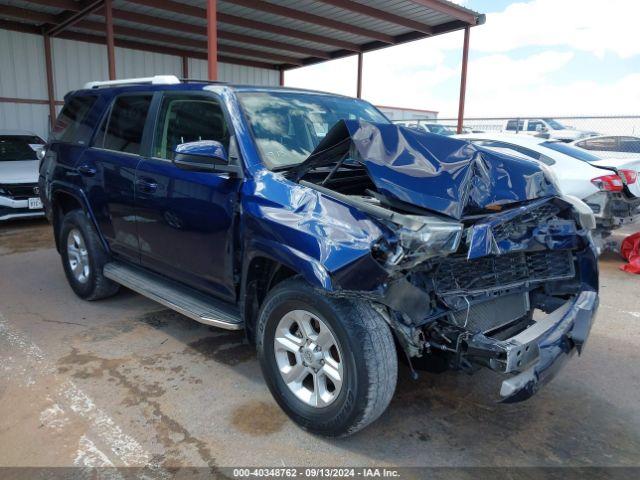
xmin=103 ymin=262 xmax=243 ymax=330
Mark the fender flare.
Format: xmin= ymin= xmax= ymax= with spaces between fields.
xmin=49 ymin=181 xmax=110 ymax=254
xmin=242 ymin=237 xmax=333 ymax=291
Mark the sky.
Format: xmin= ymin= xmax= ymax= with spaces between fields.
xmin=285 ymin=0 xmax=639 ymax=117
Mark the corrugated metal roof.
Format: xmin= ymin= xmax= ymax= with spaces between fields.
xmin=0 ymin=0 xmax=483 ymax=70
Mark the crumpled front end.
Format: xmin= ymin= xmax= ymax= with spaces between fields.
xmin=366 ymin=196 xmax=600 ymax=402
xmin=288 ymin=120 xmax=599 ymax=402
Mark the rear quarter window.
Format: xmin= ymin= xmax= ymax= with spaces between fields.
xmin=95 ymin=94 xmax=153 ymax=155
xmin=52 ymin=95 xmax=98 ymax=144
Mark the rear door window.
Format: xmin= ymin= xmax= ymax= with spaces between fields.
xmin=619 ymin=137 xmax=640 ymax=153
xmin=527 ymin=120 xmax=544 ymax=132
xmin=97 ymin=94 xmax=153 ymax=155
xmin=505 ymin=120 xmax=524 ymax=131
xmin=579 ymin=137 xmax=617 ymax=151
xmin=52 ymin=95 xmax=98 ymax=144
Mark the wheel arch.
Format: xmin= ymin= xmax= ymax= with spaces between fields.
xmin=50 ymin=185 xmax=106 ymax=254
xmin=240 ymin=244 xmax=332 ymax=343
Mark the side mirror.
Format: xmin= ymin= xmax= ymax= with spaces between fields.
xmin=35 ymin=145 xmax=47 ymax=161
xmin=173 ymin=140 xmax=241 ymax=175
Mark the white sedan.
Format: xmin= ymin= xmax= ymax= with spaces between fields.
xmin=455 ymin=133 xmax=640 ymax=250
xmin=0 ymin=130 xmax=46 ymax=221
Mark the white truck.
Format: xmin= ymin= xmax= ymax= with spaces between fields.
xmin=502 ymin=118 xmax=597 ymax=142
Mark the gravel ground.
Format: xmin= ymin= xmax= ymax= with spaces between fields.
xmin=0 ymin=219 xmax=639 ymax=472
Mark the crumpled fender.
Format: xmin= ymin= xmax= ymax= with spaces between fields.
xmin=292 ymin=120 xmax=560 ymax=220
xmin=241 ymin=171 xmax=390 ymax=291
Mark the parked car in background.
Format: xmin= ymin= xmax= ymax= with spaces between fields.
xmin=502 ymin=118 xmax=597 ymax=142
xmin=395 ymin=121 xmax=457 ymax=136
xmin=456 ymin=133 xmax=640 ymax=251
xmin=0 ymin=130 xmax=46 ymax=221
xmin=41 ymin=77 xmax=599 ymax=436
xmin=571 ymin=135 xmax=640 ymax=160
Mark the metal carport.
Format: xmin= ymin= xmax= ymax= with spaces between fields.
xmin=0 ymin=0 xmax=484 ymax=134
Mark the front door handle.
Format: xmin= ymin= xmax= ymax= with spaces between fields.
xmin=78 ymin=165 xmax=96 ymax=176
xmin=136 ymin=178 xmax=158 ymax=193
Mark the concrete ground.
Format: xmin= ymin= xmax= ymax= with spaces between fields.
xmin=1 ymin=219 xmax=639 ymax=470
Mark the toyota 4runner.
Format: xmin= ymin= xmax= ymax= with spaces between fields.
xmin=40 ymin=76 xmax=599 ymax=437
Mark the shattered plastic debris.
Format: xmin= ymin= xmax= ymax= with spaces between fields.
xmin=620 ymin=231 xmax=640 ymax=274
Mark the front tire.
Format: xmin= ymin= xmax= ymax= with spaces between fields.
xmin=257 ymin=278 xmax=397 ymax=437
xmin=59 ymin=210 xmax=119 ymax=301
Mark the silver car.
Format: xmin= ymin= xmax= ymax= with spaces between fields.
xmin=0 ymin=130 xmax=46 ymax=221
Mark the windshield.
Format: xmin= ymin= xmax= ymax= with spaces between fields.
xmin=237 ymin=91 xmax=389 ymax=169
xmin=0 ymin=135 xmax=44 ymax=161
xmin=542 ymin=118 xmax=567 ymax=130
xmin=541 ymin=141 xmax=602 ymax=162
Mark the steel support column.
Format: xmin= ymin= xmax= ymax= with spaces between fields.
xmin=207 ymin=0 xmax=218 ymax=80
xmin=105 ymin=0 xmax=116 ymax=80
xmin=279 ymin=68 xmax=284 ymax=86
xmin=43 ymin=33 xmax=56 ymax=130
xmin=456 ymin=26 xmax=470 ymax=134
xmin=356 ymin=52 xmax=363 ymax=98
xmin=182 ymin=56 xmax=189 ymax=78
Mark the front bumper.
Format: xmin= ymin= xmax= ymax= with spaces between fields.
xmin=0 ymin=196 xmax=44 ymax=221
xmin=465 ymin=290 xmax=598 ymax=403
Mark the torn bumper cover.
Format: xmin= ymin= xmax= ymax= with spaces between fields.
xmin=465 ymin=290 xmax=598 ymax=403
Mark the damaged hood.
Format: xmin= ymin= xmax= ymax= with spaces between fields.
xmin=292 ymin=120 xmax=560 ymax=220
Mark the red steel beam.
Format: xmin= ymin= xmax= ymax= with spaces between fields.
xmin=182 ymin=56 xmax=189 ymax=78
xmin=95 ymin=10 xmax=329 ymax=59
xmin=218 ymin=12 xmax=360 ymax=52
xmin=226 ymin=0 xmax=394 ymax=43
xmin=218 ymin=45 xmax=302 ymax=66
xmin=126 ymin=0 xmax=360 ymax=51
xmin=456 ymin=26 xmax=470 ymax=134
xmin=1 ymin=6 xmax=58 ymax=24
xmin=47 ymin=0 xmax=105 ymax=36
xmin=356 ymin=52 xmax=363 ymax=98
xmin=43 ymin=34 xmax=57 ymax=129
xmin=409 ymin=0 xmax=477 ymax=25
xmin=207 ymin=0 xmax=217 ymax=80
xmin=0 ymin=97 xmax=64 ymax=106
xmin=74 ymin=19 xmax=300 ymax=64
xmin=104 ymin=0 xmax=116 ymax=80
xmin=218 ymin=31 xmax=330 ymax=60
xmin=0 ymin=19 xmax=40 ymax=34
xmin=56 ymin=29 xmax=278 ymax=70
xmin=22 ymin=0 xmax=80 ymax=11
xmin=317 ymin=0 xmax=433 ymax=35
xmin=110 ymin=9 xmax=206 ymax=35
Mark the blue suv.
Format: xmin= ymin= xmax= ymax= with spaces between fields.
xmin=40 ymin=76 xmax=599 ymax=436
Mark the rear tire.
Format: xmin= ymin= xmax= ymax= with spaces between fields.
xmin=59 ymin=210 xmax=119 ymax=301
xmin=257 ymin=278 xmax=397 ymax=437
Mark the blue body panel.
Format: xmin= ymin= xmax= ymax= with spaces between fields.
xmin=135 ymin=157 xmax=240 ymax=300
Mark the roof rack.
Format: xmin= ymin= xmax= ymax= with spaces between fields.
xmin=180 ymin=78 xmax=227 ymax=85
xmin=84 ymin=75 xmax=181 ymax=89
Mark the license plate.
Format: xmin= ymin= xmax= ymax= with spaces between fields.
xmin=28 ymin=197 xmax=42 ymax=209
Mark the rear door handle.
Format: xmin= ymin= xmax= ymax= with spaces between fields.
xmin=78 ymin=165 xmax=96 ymax=176
xmin=136 ymin=178 xmax=158 ymax=193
